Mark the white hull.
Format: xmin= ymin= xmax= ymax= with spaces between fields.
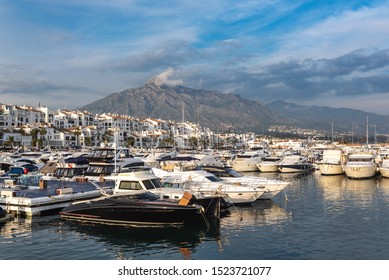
xmin=256 ymin=163 xmax=279 ymax=172
xmin=222 ymin=177 xmax=289 ymax=200
xmin=379 ymin=167 xmax=389 ymax=178
xmin=232 ymin=161 xmax=260 ymax=172
xmin=278 ymin=164 xmax=313 ymax=173
xmin=344 ymin=165 xmax=377 ymax=179
xmin=319 ymin=164 xmax=344 ymax=175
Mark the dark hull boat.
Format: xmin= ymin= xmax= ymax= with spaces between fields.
xmin=59 ymin=191 xmax=207 ymax=227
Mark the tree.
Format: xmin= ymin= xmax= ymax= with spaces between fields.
xmin=102 ymin=130 xmax=113 ymax=144
xmin=7 ymin=136 xmax=14 ymax=148
xmin=73 ymin=128 xmax=82 ymax=146
xmin=188 ymin=136 xmax=198 ymax=150
xmin=30 ymin=128 xmax=40 ymax=147
xmin=125 ymin=136 xmax=135 ymax=148
xmin=84 ymin=136 xmax=92 ymax=147
xmin=40 ymin=127 xmax=47 ymax=147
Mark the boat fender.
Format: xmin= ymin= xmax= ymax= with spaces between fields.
xmin=178 ymin=191 xmax=193 ymax=206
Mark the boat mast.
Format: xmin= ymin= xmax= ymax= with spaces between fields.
xmin=366 ymin=116 xmax=369 ymax=146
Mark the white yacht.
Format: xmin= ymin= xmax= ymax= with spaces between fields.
xmin=379 ymin=158 xmax=389 ymax=178
xmin=318 ymin=149 xmax=345 ymax=176
xmin=278 ymin=155 xmax=313 ymax=173
xmin=256 ymin=156 xmax=282 ymax=172
xmin=344 ymin=153 xmax=377 ymax=179
xmin=152 ymin=168 xmax=265 ymax=204
xmin=197 ymin=165 xmax=289 ymax=200
xmin=231 ymin=150 xmax=268 ymax=172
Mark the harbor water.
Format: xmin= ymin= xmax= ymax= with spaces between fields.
xmin=1 ymin=171 xmax=389 ymax=260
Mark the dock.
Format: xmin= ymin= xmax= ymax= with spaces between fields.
xmin=0 ymin=179 xmax=109 ymax=217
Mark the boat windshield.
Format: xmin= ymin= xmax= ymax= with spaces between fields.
xmin=205 ymin=175 xmax=223 ymax=182
xmin=142 ymin=179 xmax=164 ymax=190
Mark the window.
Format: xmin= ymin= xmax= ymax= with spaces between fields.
xmin=119 ymin=181 xmax=142 ymax=190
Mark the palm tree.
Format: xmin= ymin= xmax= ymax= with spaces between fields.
xmin=7 ymin=136 xmax=14 ymax=148
xmin=102 ymin=130 xmax=113 ymax=144
xmin=188 ymin=136 xmax=198 ymax=150
xmin=125 ymin=136 xmax=135 ymax=148
xmin=40 ymin=127 xmax=47 ymax=147
xmin=30 ymin=128 xmax=40 ymax=148
xmin=73 ymin=128 xmax=82 ymax=146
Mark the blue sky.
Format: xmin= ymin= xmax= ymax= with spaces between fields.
xmin=1 ymin=0 xmax=389 ymax=114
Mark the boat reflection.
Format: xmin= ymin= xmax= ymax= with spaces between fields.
xmin=378 ymin=177 xmax=389 ymax=198
xmin=316 ymin=174 xmax=378 ymax=205
xmin=220 ymin=200 xmax=290 ymax=228
xmin=62 ymin=218 xmax=221 ymax=260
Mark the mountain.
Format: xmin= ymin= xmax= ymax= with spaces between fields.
xmin=80 ymin=80 xmax=291 ymax=133
xmin=266 ymin=100 xmax=389 ymax=134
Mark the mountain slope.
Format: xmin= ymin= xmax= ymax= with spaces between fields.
xmin=266 ymin=100 xmax=389 ymax=134
xmin=80 ymin=81 xmax=291 ymax=132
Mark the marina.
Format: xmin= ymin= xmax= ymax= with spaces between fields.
xmin=2 ymin=170 xmax=389 ymax=260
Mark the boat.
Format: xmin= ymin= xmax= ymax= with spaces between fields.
xmin=103 ymin=168 xmax=226 ymax=218
xmin=196 ymin=165 xmax=290 ymax=200
xmin=152 ymin=168 xmax=265 ymax=204
xmin=344 ymin=153 xmax=378 ymax=179
xmin=59 ymin=190 xmax=208 ymax=227
xmin=256 ymin=156 xmax=282 ymax=172
xmin=82 ymin=146 xmax=146 ymax=181
xmin=277 ymin=155 xmax=314 ymax=173
xmin=379 ymin=158 xmax=389 ymax=178
xmin=0 ymin=207 xmax=12 ymax=223
xmin=231 ymin=150 xmax=268 ymax=172
xmin=318 ymin=149 xmax=346 ymax=176
xmin=0 ymin=179 xmax=110 ymax=216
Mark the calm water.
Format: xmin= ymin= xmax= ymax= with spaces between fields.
xmin=2 ymin=171 xmax=389 ymax=260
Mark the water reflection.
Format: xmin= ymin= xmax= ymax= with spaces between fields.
xmin=376 ymin=177 xmax=389 ymax=199
xmin=316 ymin=174 xmax=378 ymax=206
xmin=221 ymin=200 xmax=290 ymax=228
xmin=61 ymin=218 xmax=221 ymax=260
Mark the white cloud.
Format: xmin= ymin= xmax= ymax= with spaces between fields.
xmin=150 ymin=67 xmax=183 ymax=87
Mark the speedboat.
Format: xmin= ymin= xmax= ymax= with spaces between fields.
xmin=344 ymin=153 xmax=377 ymax=179
xmin=278 ymin=155 xmax=314 ymax=173
xmin=59 ymin=190 xmax=207 ymax=227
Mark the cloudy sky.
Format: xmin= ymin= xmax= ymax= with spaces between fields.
xmin=1 ymin=0 xmax=389 ymax=114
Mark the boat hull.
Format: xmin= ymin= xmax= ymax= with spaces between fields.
xmin=319 ymin=164 xmax=345 ymax=175
xmin=60 ymin=196 xmax=205 ymax=227
xmin=379 ymin=167 xmax=389 ymax=178
xmin=256 ymin=163 xmax=279 ymax=172
xmin=278 ymin=164 xmax=313 ymax=173
xmin=344 ymin=166 xmax=377 ymax=179
xmin=232 ymin=161 xmax=260 ymax=172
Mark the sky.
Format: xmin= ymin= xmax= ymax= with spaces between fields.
xmin=1 ymin=0 xmax=389 ymax=115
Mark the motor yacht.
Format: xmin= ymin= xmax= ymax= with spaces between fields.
xmin=256 ymin=156 xmax=282 ymax=173
xmin=152 ymin=168 xmax=265 ymax=204
xmin=231 ymin=151 xmax=268 ymax=172
xmin=379 ymin=158 xmax=389 ymax=178
xmin=196 ymin=165 xmax=290 ymax=200
xmin=104 ymin=168 xmax=225 ymax=218
xmin=318 ymin=149 xmax=346 ymax=176
xmin=344 ymin=153 xmax=378 ymax=179
xmin=278 ymin=155 xmax=314 ymax=173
